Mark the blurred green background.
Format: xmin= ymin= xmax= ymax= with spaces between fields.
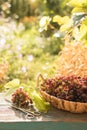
xmin=0 ymin=0 xmax=72 ymax=91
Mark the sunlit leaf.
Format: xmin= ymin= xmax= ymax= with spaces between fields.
xmin=72 ymin=7 xmax=87 ymax=13
xmin=60 ymin=19 xmax=73 ymax=32
xmin=25 ymin=86 xmax=50 ymax=113
xmin=79 ymin=24 xmax=87 ymax=39
xmin=82 ymin=18 xmax=87 ymax=25
xmin=53 ymin=15 xmax=70 ymax=25
xmin=39 ymin=16 xmax=51 ymax=31
xmin=68 ymin=0 xmax=87 ymax=7
xmin=4 ymin=79 xmax=20 ymax=89
xmin=5 ymin=79 xmax=20 ymax=96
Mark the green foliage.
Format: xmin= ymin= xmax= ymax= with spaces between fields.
xmin=67 ymin=0 xmax=87 ymax=14
xmin=67 ymin=0 xmax=87 ymax=43
xmin=79 ymin=18 xmax=87 ymax=40
xmin=0 ymin=0 xmax=40 ymax=19
xmin=0 ymin=0 xmax=82 ymax=93
xmin=53 ymin=15 xmax=73 ymax=32
xmin=0 ymin=0 xmax=35 ymax=19
xmin=39 ymin=0 xmax=87 ymax=44
xmin=10 ymin=0 xmax=30 ymax=19
xmin=0 ymin=0 xmax=71 ymax=20
xmin=0 ymin=18 xmax=62 ymax=91
xmin=25 ymin=86 xmax=50 ymax=112
xmin=68 ymin=0 xmax=87 ymax=8
xmin=44 ymin=0 xmax=71 ymax=16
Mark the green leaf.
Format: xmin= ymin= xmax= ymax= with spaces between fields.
xmin=82 ymin=18 xmax=87 ymax=25
xmin=5 ymin=79 xmax=20 ymax=89
xmin=79 ymin=24 xmax=87 ymax=40
xmin=68 ymin=0 xmax=87 ymax=7
xmin=53 ymin=15 xmax=70 ymax=25
xmin=5 ymin=79 xmax=20 ymax=96
xmin=72 ymin=7 xmax=87 ymax=13
xmin=25 ymin=86 xmax=50 ymax=113
xmin=31 ymin=91 xmax=50 ymax=113
xmin=60 ymin=19 xmax=73 ymax=32
xmin=39 ymin=16 xmax=51 ymax=31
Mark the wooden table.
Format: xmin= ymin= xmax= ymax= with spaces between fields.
xmin=0 ymin=93 xmax=87 ymax=130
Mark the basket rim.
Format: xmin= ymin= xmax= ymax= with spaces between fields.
xmin=40 ymin=89 xmax=87 ymax=105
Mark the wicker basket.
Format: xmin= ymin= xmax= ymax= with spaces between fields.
xmin=37 ymin=74 xmax=87 ymax=113
xmin=40 ymin=90 xmax=87 ymax=113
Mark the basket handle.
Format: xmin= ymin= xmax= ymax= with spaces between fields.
xmin=36 ymin=74 xmax=45 ymax=89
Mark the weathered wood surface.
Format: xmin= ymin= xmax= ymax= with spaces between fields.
xmin=0 ymin=93 xmax=87 ymax=123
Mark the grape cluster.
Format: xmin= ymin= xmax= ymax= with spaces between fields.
xmin=11 ymin=88 xmax=32 ymax=109
xmin=41 ymin=75 xmax=87 ymax=103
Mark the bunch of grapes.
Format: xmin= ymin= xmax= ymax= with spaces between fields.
xmin=41 ymin=75 xmax=87 ymax=103
xmin=11 ymin=88 xmax=32 ymax=109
